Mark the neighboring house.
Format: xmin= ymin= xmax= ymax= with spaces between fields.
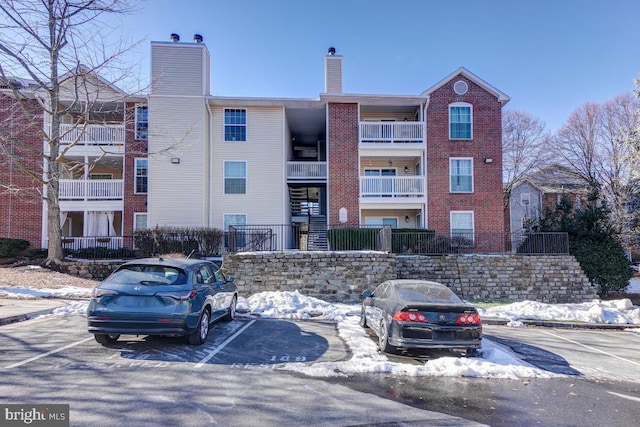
xmin=1 ymin=34 xmax=510 ymax=252
xmin=509 ymin=165 xmax=589 ymax=234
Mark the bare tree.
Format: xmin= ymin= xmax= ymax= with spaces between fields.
xmin=502 ymin=109 xmax=551 ymax=207
xmin=0 ymin=0 xmax=139 ymax=264
xmin=553 ymin=102 xmax=603 ymax=189
xmin=599 ymin=93 xmax=640 ymax=236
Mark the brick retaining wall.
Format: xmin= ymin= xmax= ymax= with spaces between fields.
xmin=59 ymin=252 xmax=598 ymax=303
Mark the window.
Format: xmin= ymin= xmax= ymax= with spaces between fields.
xmin=224 ymin=161 xmax=246 ymax=194
xmin=223 ymin=214 xmax=247 ymax=231
xmin=364 ymin=217 xmax=398 ymax=228
xmin=449 ymin=103 xmax=472 ymax=139
xmin=451 ymin=211 xmax=474 ymax=244
xmin=135 ymin=105 xmax=148 ymax=140
xmin=520 ymin=192 xmax=531 ymax=206
xmin=134 ymin=158 xmax=148 ymax=194
xmin=449 ymin=158 xmax=473 ymax=193
xmin=224 ymin=108 xmax=246 ymax=141
xmin=134 ymin=213 xmax=147 ymax=231
xmin=223 ymin=214 xmax=247 ymax=249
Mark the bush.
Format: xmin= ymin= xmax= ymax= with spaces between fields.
xmin=0 ymin=238 xmax=30 ymax=257
xmin=134 ymin=227 xmax=224 ymax=257
xmin=27 ymin=248 xmax=48 ymax=259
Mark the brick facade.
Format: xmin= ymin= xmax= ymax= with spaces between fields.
xmin=122 ymin=102 xmax=147 ymax=238
xmin=0 ymin=93 xmax=44 ymax=248
xmin=327 ymin=102 xmax=360 ymax=226
xmin=426 ymin=74 xmax=504 ymax=237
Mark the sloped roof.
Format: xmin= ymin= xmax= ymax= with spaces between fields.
xmin=524 ymin=165 xmax=589 ymax=193
xmin=421 ymin=67 xmax=510 ymax=105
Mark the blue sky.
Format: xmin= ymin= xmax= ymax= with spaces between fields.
xmin=113 ymin=0 xmax=640 ymax=133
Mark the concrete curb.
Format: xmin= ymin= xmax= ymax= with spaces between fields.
xmin=481 ymin=316 xmax=640 ymax=330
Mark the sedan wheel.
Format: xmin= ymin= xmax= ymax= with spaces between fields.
xmin=94 ymin=334 xmax=120 ymax=345
xmin=223 ymin=295 xmax=237 ymax=322
xmin=378 ymin=320 xmax=395 ymax=354
xmin=188 ymin=310 xmax=210 ymax=345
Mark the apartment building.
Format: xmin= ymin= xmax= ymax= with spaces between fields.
xmin=0 ymin=35 xmax=509 ymax=252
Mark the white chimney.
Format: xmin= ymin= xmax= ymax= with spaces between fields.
xmin=325 ymin=47 xmax=342 ymax=94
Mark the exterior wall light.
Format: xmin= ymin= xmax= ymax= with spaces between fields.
xmin=171 ymin=158 xmax=180 ymax=164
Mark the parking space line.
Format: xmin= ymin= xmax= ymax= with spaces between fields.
xmin=4 ymin=337 xmax=94 ymax=369
xmin=194 ymin=319 xmax=256 ymax=368
xmin=540 ymin=330 xmax=640 ymax=367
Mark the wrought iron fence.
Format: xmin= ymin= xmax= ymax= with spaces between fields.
xmin=51 ymin=228 xmax=568 ymax=260
xmin=225 ymin=224 xmax=569 ymax=255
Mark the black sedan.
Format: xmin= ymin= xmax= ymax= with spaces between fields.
xmin=87 ymin=257 xmax=237 ymax=346
xmin=360 ymin=279 xmax=482 ymax=355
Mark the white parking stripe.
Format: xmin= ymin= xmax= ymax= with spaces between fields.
xmin=540 ymin=330 xmax=640 ymax=367
xmin=607 ymin=391 xmax=640 ymax=403
xmin=194 ymin=319 xmax=256 ymax=368
xmin=4 ymin=337 xmax=94 ymax=369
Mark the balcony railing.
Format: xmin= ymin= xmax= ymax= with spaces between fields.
xmin=287 ymin=161 xmax=327 ymax=180
xmin=59 ymin=124 xmax=125 ymax=145
xmin=360 ymin=176 xmax=425 ymax=198
xmin=59 ymin=179 xmax=124 ymax=200
xmin=360 ymin=122 xmax=423 ymax=144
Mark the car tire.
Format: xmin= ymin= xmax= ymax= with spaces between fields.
xmin=94 ymin=334 xmax=120 ymax=345
xmin=465 ymin=347 xmax=478 ymax=357
xmin=359 ymin=307 xmax=368 ymax=328
xmin=223 ymin=295 xmax=237 ymax=322
xmin=188 ymin=309 xmax=210 ymax=345
xmin=378 ymin=320 xmax=395 ymax=354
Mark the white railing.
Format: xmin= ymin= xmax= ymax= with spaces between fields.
xmin=59 ymin=179 xmax=124 ymax=200
xmin=61 ymin=236 xmax=124 ymax=250
xmin=287 ymin=161 xmax=327 ymax=180
xmin=59 ymin=124 xmax=125 ymax=145
xmin=360 ymin=122 xmax=423 ymax=144
xmin=360 ymin=176 xmax=425 ymax=198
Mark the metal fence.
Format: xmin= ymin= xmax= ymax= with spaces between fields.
xmin=52 ymin=228 xmax=569 ymax=261
xmin=226 ymin=224 xmax=570 ymax=256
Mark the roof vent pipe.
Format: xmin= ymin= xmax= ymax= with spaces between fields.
xmin=170 ymin=33 xmax=180 ymax=42
xmin=194 ymin=34 xmax=203 ymax=43
xmin=328 ymin=47 xmax=336 ymax=55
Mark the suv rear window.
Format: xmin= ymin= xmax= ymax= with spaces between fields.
xmin=109 ymin=265 xmax=188 ymax=285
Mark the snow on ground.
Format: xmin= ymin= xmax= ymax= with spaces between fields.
xmin=2 ymin=284 xmax=639 ymax=380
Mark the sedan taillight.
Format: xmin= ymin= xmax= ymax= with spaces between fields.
xmin=456 ymin=314 xmax=482 ymax=325
xmin=156 ymin=290 xmax=197 ymax=300
xmin=393 ymin=312 xmax=428 ymax=323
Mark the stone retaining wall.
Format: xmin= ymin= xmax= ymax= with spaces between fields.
xmin=59 ymin=252 xmax=598 ymax=304
xmin=396 ymin=254 xmax=598 ymax=303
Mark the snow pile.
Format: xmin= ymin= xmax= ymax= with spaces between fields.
xmin=0 ymin=286 xmax=92 ymax=299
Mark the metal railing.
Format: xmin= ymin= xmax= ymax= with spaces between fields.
xmin=286 ymin=161 xmax=327 ymax=180
xmin=59 ymin=123 xmax=125 ymax=145
xmin=360 ymin=176 xmax=425 ymax=198
xmin=359 ymin=122 xmax=424 ymax=144
xmin=59 ymin=179 xmax=124 ymax=200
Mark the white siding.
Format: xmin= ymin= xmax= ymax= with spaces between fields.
xmin=151 ymin=43 xmax=208 ymax=96
xmin=325 ymin=56 xmax=342 ymax=94
xmin=148 ymin=97 xmax=208 ymax=227
xmin=211 ymin=106 xmax=285 ymax=228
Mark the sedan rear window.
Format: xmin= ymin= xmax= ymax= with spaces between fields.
xmin=395 ymin=283 xmax=463 ymax=304
xmin=109 ymin=265 xmax=188 ymax=285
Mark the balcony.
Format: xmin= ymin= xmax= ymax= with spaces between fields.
xmin=360 ymin=176 xmax=425 ymax=198
xmin=359 ymin=122 xmax=424 ymax=145
xmin=287 ymin=161 xmax=327 ymax=181
xmin=59 ymin=124 xmax=125 ymax=146
xmin=59 ymin=179 xmax=124 ymax=200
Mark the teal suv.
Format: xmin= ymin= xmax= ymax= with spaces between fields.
xmin=87 ymin=257 xmax=237 ymax=346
